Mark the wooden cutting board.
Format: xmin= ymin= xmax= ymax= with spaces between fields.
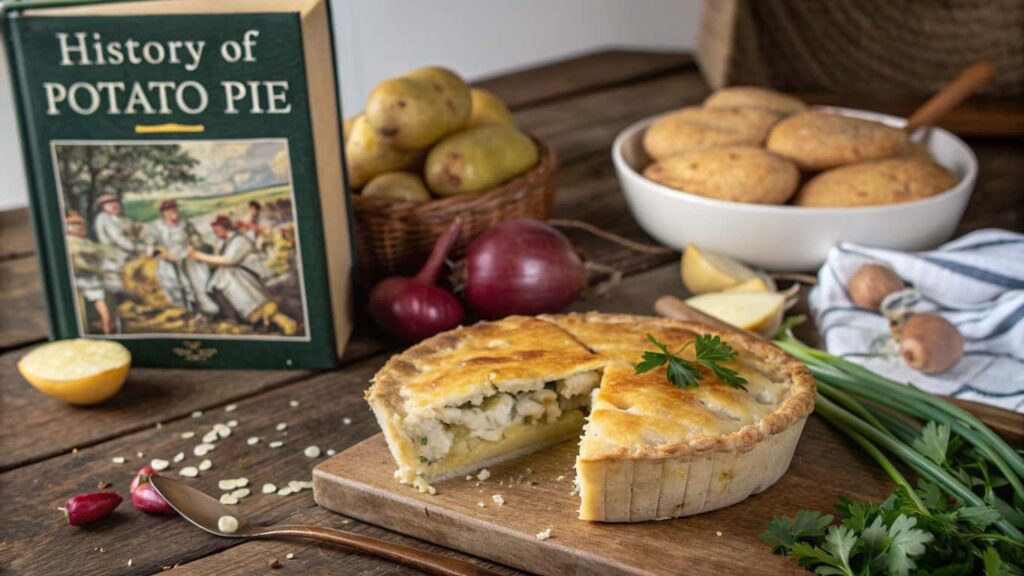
xmin=313 ymin=415 xmax=899 ymax=576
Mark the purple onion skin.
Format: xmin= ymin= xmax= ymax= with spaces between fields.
xmin=465 ymin=219 xmax=586 ymax=319
xmin=369 ymin=279 xmax=465 ymax=342
xmin=368 ymin=219 xmax=465 ymax=342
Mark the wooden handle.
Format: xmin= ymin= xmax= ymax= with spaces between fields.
xmin=266 ymin=525 xmax=503 ymax=576
xmin=654 ymin=295 xmax=769 ymax=342
xmin=904 ymin=61 xmax=996 ymax=133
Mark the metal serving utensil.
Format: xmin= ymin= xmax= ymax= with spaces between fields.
xmin=149 ymin=475 xmax=501 ymax=576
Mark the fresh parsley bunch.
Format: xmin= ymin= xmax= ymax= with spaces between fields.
xmin=763 ymin=485 xmax=1022 ymax=576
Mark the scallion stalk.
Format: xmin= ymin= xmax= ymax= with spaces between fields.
xmin=814 ymin=395 xmax=1024 ymax=541
xmin=775 ymin=335 xmax=1024 ymax=501
xmin=786 ymin=336 xmax=1024 ymax=479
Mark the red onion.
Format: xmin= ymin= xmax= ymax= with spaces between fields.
xmin=60 ymin=492 xmax=123 ymax=526
xmin=369 ymin=220 xmax=465 ymax=341
xmin=130 ymin=466 xmax=175 ymax=515
xmin=465 ymin=218 xmax=585 ymax=319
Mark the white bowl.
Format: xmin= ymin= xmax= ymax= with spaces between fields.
xmin=612 ymin=107 xmax=978 ymax=271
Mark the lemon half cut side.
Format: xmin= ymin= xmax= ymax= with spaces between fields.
xmin=18 ymin=339 xmax=131 ymax=405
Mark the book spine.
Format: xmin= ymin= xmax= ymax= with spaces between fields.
xmin=3 ymin=13 xmax=67 ymax=339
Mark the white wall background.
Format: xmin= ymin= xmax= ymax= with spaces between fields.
xmin=0 ymin=0 xmax=700 ymax=210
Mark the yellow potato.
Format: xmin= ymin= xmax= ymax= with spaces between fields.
xmin=406 ymin=66 xmax=472 ymax=132
xmin=345 ymin=116 xmax=423 ymax=188
xmin=18 ymin=339 xmax=131 ymax=405
xmin=681 ymin=244 xmax=757 ymax=294
xmin=685 ymin=291 xmax=786 ymax=337
xmin=361 ymin=171 xmax=431 ymax=202
xmin=466 ymin=88 xmax=514 ymax=128
xmin=365 ymin=77 xmax=449 ymax=150
xmin=425 ymin=124 xmax=538 ymax=196
xmin=343 ymin=114 xmax=361 ymax=143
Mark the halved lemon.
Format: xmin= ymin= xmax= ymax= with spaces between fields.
xmin=18 ymin=339 xmax=131 ymax=405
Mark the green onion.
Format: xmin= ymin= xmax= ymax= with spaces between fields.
xmin=776 ymin=335 xmax=1024 ymax=503
xmin=772 ymin=331 xmax=1024 ymax=542
xmin=814 ymin=394 xmax=1024 ymax=541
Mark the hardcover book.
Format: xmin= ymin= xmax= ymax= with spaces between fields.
xmin=2 ymin=0 xmax=353 ymax=369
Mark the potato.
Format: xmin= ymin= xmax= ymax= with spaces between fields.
xmin=365 ymin=77 xmax=449 ymax=150
xmin=681 ymin=244 xmax=757 ymax=294
xmin=343 ymin=114 xmax=361 ymax=143
xmin=466 ymin=88 xmax=514 ymax=128
xmin=406 ymin=66 xmax=472 ymax=132
xmin=345 ymin=116 xmax=423 ymax=188
xmin=361 ymin=172 xmax=431 ymax=202
xmin=425 ymin=124 xmax=538 ymax=196
xmin=685 ymin=291 xmax=786 ymax=337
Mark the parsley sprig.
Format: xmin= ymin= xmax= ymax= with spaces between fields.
xmin=634 ymin=333 xmax=748 ymax=391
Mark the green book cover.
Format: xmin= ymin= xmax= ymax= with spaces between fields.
xmin=3 ymin=0 xmax=354 ymax=369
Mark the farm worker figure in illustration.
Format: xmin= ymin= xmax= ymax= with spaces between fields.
xmin=144 ymin=199 xmax=220 ymax=317
xmin=187 ymin=215 xmax=298 ymax=336
xmin=242 ymin=200 xmax=268 ymax=250
xmin=93 ymin=194 xmax=142 ymax=301
xmin=66 ymin=211 xmax=114 ymax=335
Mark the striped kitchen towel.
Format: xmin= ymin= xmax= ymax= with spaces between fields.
xmin=808 ymin=228 xmax=1024 ymax=412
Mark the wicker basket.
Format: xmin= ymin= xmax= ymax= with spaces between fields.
xmin=350 ymin=135 xmax=557 ymax=281
xmin=697 ymin=0 xmax=1023 ymax=98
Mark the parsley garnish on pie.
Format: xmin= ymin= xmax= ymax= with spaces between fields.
xmin=634 ymin=333 xmax=748 ymax=391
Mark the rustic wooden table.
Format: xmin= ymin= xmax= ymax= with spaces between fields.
xmin=0 ymin=51 xmax=1021 ymax=576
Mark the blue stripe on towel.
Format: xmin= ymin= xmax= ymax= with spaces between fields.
xmin=945 ymin=238 xmax=1024 ymax=252
xmin=920 ymin=255 xmax=1024 ymax=290
xmin=950 ymin=383 xmax=1024 ymax=399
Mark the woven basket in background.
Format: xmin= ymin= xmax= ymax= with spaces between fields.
xmin=350 ymin=136 xmax=557 ymax=281
xmin=697 ymin=0 xmax=1023 ymax=99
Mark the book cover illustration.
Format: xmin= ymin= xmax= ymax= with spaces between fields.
xmin=56 ymin=139 xmax=308 ymax=340
xmin=4 ymin=0 xmax=352 ymax=368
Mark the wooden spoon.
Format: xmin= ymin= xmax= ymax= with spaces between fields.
xmin=904 ymin=61 xmax=996 ymax=133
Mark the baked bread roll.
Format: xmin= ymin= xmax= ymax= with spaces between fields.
xmin=644 ymin=146 xmax=800 ymax=205
xmin=794 ymin=158 xmax=957 ymax=207
xmin=643 ymin=106 xmax=780 ymax=161
xmin=767 ymin=110 xmax=908 ymax=171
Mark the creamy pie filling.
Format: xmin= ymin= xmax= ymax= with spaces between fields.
xmin=399 ymin=371 xmax=600 ymax=481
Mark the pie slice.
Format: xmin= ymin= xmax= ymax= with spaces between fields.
xmin=545 ymin=313 xmax=815 ymax=521
xmin=366 ymin=312 xmax=815 ymax=521
xmin=366 ymin=315 xmax=606 ymax=494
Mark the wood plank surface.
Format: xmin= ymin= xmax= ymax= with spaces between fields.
xmin=0 ymin=358 xmax=382 ymax=575
xmin=797 ymin=94 xmax=1024 ymax=138
xmin=313 ymin=421 xmax=892 ymax=576
xmin=478 ymin=49 xmax=693 ymax=109
xmin=0 ymin=207 xmax=34 ymax=260
xmin=0 ymin=256 xmax=49 ymax=351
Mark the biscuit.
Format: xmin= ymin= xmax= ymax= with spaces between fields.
xmin=704 ymin=87 xmax=807 ymax=116
xmin=794 ymin=158 xmax=957 ymax=208
xmin=766 ymin=111 xmax=908 ymax=170
xmin=642 ymin=106 xmax=780 ymax=161
xmin=643 ymin=145 xmax=800 ymax=205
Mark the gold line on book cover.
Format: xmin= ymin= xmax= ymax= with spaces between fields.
xmin=135 ymin=123 xmax=207 ymax=134
xmin=50 ymin=138 xmax=312 ymax=342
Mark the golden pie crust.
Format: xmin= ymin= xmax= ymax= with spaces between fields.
xmin=366 ymin=312 xmax=815 ymax=521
